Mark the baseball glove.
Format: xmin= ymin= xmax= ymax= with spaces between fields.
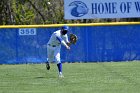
xmin=69 ymin=33 xmax=78 ymax=44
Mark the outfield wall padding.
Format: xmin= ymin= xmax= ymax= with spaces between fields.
xmin=0 ymin=23 xmax=140 ymax=64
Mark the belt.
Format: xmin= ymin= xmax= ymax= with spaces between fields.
xmin=48 ymin=44 xmax=56 ymax=47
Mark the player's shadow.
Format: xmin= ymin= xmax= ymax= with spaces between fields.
xmin=35 ymin=76 xmax=45 ymax=79
xmin=34 ymin=75 xmax=56 ymax=79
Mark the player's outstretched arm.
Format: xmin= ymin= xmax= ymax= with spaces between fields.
xmin=61 ymin=41 xmax=70 ymax=50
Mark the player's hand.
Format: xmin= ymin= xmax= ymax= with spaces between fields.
xmin=66 ymin=46 xmax=70 ymax=50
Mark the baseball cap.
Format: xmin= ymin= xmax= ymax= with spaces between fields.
xmin=62 ymin=25 xmax=69 ymax=31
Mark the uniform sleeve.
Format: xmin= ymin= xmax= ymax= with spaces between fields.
xmin=63 ymin=34 xmax=69 ymax=43
xmin=55 ymin=34 xmax=69 ymax=48
xmin=56 ymin=36 xmax=63 ymax=43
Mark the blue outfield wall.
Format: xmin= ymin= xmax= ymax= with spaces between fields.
xmin=0 ymin=23 xmax=140 ymax=64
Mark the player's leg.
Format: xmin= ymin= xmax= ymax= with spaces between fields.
xmin=46 ymin=45 xmax=54 ymax=70
xmin=57 ymin=63 xmax=63 ymax=77
xmin=54 ymin=46 xmax=64 ymax=77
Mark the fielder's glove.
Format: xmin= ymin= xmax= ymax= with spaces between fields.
xmin=69 ymin=33 xmax=78 ymax=44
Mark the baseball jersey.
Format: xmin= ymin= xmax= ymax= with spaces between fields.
xmin=47 ymin=30 xmax=69 ymax=47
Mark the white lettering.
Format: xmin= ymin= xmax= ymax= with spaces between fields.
xmin=19 ymin=28 xmax=36 ymax=35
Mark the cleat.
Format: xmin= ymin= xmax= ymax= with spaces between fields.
xmin=59 ymin=74 xmax=64 ymax=78
xmin=58 ymin=72 xmax=64 ymax=78
xmin=46 ymin=62 xmax=50 ymax=70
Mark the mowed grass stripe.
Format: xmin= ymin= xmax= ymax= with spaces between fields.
xmin=0 ymin=62 xmax=140 ymax=93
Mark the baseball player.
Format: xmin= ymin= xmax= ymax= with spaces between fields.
xmin=46 ymin=25 xmax=71 ymax=78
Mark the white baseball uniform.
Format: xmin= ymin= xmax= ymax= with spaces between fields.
xmin=47 ymin=30 xmax=69 ymax=63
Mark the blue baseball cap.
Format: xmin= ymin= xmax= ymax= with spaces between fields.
xmin=62 ymin=25 xmax=69 ymax=31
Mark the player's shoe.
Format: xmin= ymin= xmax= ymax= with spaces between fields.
xmin=58 ymin=72 xmax=64 ymax=78
xmin=59 ymin=74 xmax=64 ymax=78
xmin=46 ymin=62 xmax=50 ymax=70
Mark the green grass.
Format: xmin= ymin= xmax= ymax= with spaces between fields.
xmin=0 ymin=61 xmax=140 ymax=93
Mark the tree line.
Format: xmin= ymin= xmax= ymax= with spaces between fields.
xmin=0 ymin=0 xmax=140 ymax=25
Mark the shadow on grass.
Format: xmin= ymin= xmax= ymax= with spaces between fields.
xmin=34 ymin=75 xmax=57 ymax=79
xmin=35 ymin=76 xmax=45 ymax=78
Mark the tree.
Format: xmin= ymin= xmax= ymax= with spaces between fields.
xmin=0 ymin=0 xmax=140 ymax=25
xmin=0 ymin=0 xmax=13 ymax=25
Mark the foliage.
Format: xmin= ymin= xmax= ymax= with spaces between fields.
xmin=0 ymin=0 xmax=140 ymax=25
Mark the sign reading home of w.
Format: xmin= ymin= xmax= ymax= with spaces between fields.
xmin=64 ymin=0 xmax=140 ymax=19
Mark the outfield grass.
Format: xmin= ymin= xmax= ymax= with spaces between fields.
xmin=0 ymin=61 xmax=140 ymax=93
